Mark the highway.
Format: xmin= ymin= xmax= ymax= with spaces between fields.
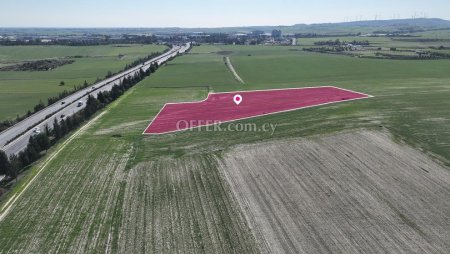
xmin=0 ymin=43 xmax=191 ymax=156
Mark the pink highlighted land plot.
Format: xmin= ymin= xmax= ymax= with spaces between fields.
xmin=144 ymin=86 xmax=372 ymax=135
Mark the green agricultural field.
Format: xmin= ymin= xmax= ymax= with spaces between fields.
xmin=414 ymin=29 xmax=450 ymax=39
xmin=134 ymin=44 xmax=450 ymax=165
xmin=1 ymin=40 xmax=450 ymax=252
xmin=148 ymin=45 xmax=239 ymax=88
xmin=299 ymin=35 xmax=450 ymax=48
xmin=0 ymin=44 xmax=167 ymax=120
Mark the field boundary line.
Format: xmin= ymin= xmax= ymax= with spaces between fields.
xmin=224 ymin=57 xmax=245 ymax=84
xmin=0 ymin=111 xmax=106 ymax=222
xmin=143 ymin=86 xmax=373 ymax=135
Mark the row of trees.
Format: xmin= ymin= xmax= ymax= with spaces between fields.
xmin=0 ymin=62 xmax=159 ymax=181
xmin=295 ymin=33 xmax=360 ymax=38
xmin=187 ymin=33 xmax=250 ymax=45
xmin=374 ymin=51 xmax=450 ymax=60
xmin=303 ymin=46 xmax=353 ymax=53
xmin=314 ymin=39 xmax=370 ymax=46
xmin=46 ymin=81 xmax=90 ymax=106
xmin=123 ymin=48 xmax=170 ymax=72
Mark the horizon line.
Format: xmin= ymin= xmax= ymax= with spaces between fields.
xmin=0 ymin=17 xmax=448 ymax=30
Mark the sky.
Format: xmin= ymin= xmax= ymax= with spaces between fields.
xmin=1 ymin=0 xmax=449 ymax=28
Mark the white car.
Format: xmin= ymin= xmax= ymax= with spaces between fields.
xmin=33 ymin=127 xmax=41 ymax=134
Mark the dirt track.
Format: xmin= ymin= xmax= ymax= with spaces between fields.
xmin=224 ymin=57 xmax=245 ymax=84
xmin=218 ymin=130 xmax=450 ymax=253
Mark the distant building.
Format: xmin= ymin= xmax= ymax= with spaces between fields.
xmin=292 ymin=38 xmax=297 ymax=46
xmin=271 ymin=29 xmax=282 ymax=38
xmin=188 ymin=32 xmax=209 ymax=38
xmin=230 ymin=33 xmax=248 ymax=40
xmin=251 ymin=30 xmax=265 ymax=36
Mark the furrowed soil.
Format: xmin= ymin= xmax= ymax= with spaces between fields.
xmin=120 ymin=157 xmax=258 ymax=253
xmin=0 ymin=141 xmax=259 ymax=253
xmin=0 ymin=139 xmax=132 ymax=253
xmin=218 ymin=130 xmax=450 ymax=253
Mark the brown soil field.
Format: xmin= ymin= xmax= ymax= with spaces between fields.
xmin=218 ymin=130 xmax=450 ymax=253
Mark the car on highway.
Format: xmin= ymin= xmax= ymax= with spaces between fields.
xmin=61 ymin=101 xmax=66 ymax=105
xmin=77 ymin=101 xmax=83 ymax=107
xmin=33 ymin=127 xmax=41 ymax=135
xmin=60 ymin=114 xmax=66 ymax=119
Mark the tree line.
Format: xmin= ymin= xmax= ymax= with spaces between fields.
xmin=0 ymin=62 xmax=159 ymax=182
xmin=294 ymin=33 xmax=361 ymax=38
xmin=122 ymin=47 xmax=170 ymax=72
xmin=314 ymin=39 xmax=370 ymax=46
xmin=187 ymin=33 xmax=250 ymax=45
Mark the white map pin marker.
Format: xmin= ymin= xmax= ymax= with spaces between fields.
xmin=233 ymin=94 xmax=243 ymax=105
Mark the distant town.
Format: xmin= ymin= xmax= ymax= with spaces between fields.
xmin=3 ymin=18 xmax=450 ymax=46
xmin=0 ymin=29 xmax=299 ymax=46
